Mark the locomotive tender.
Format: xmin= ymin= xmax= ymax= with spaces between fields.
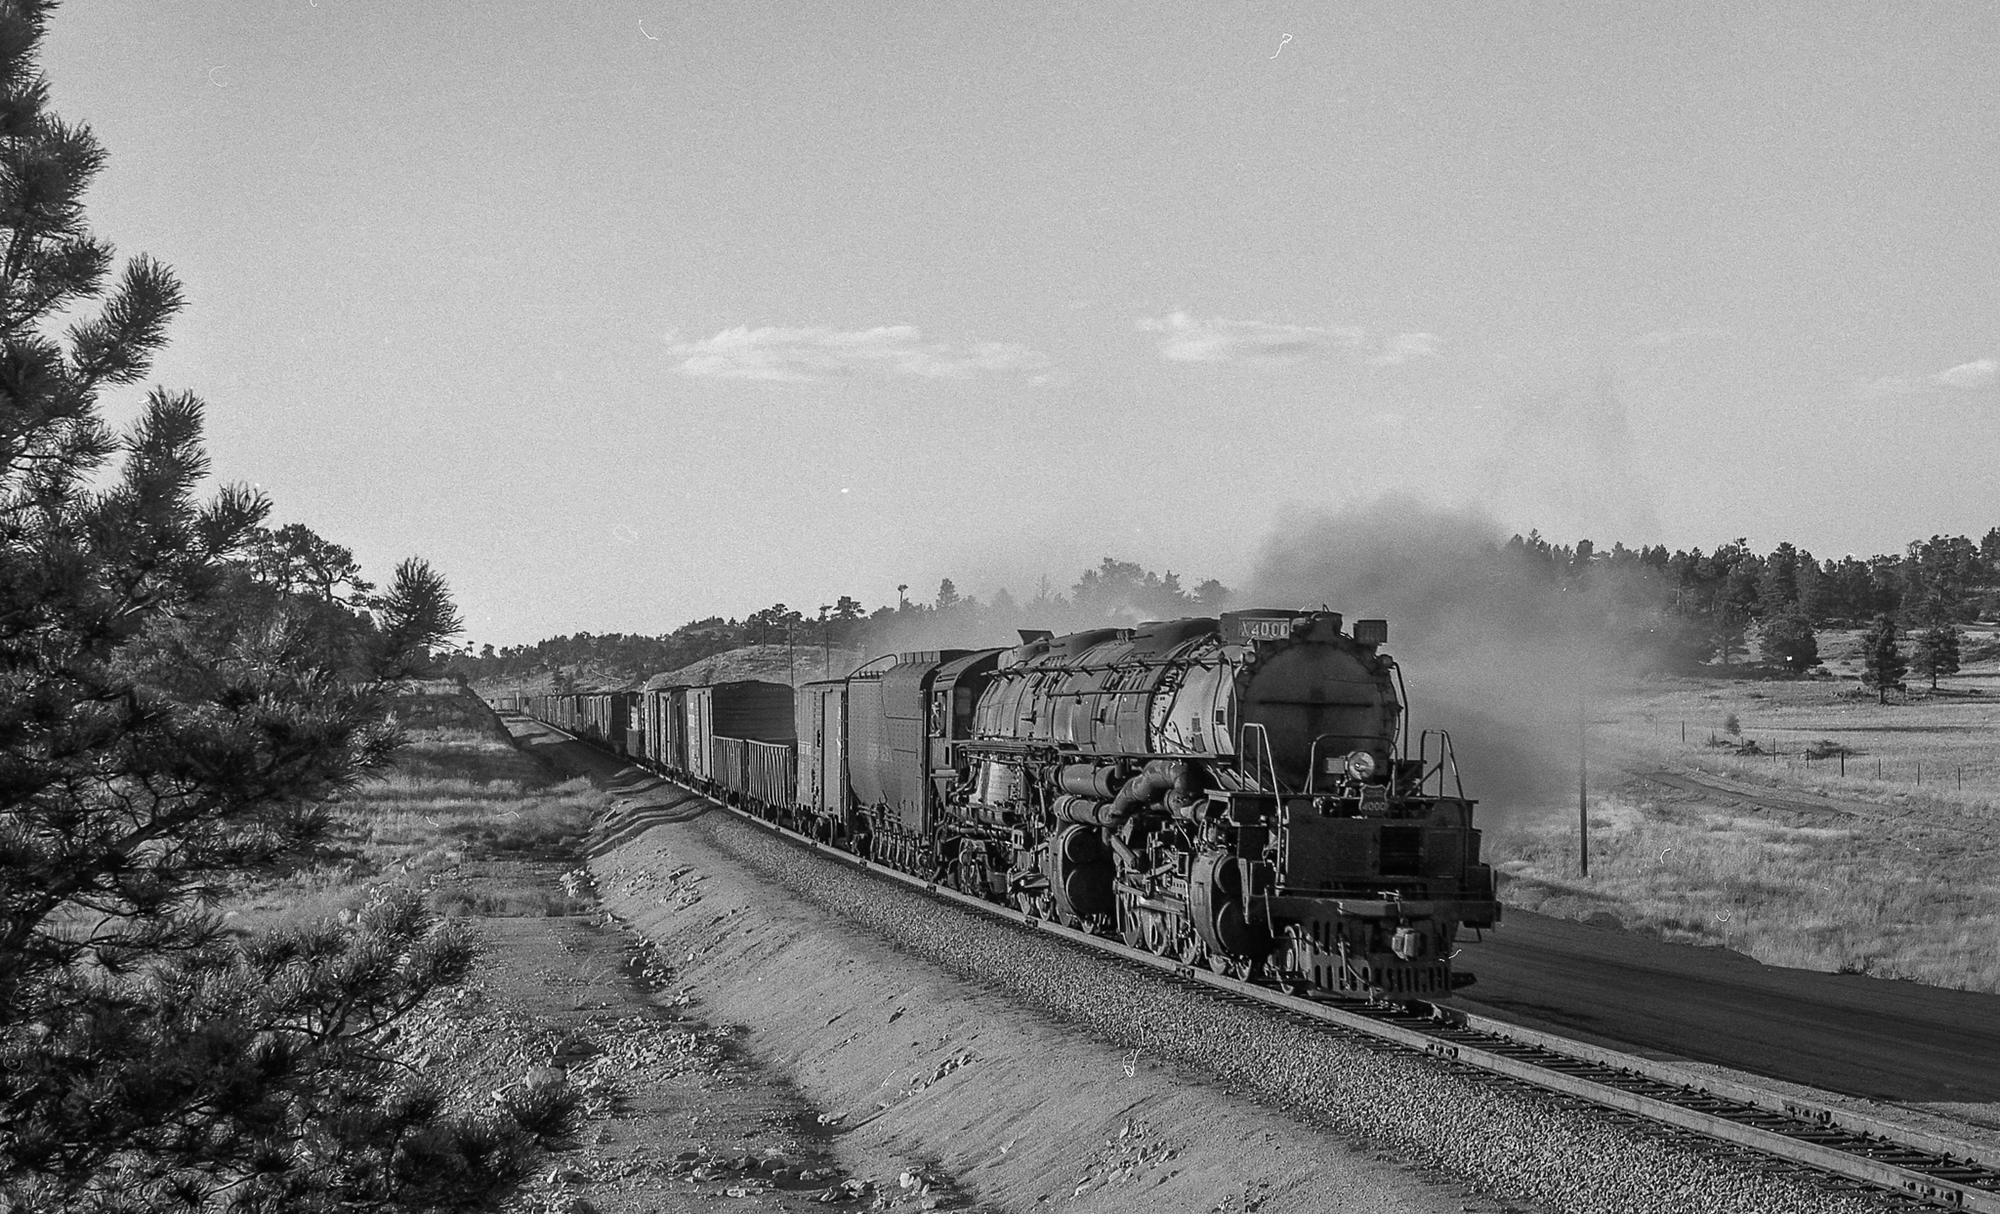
xmin=525 ymin=608 xmax=1499 ymax=1000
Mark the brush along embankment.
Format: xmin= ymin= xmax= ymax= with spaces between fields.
xmin=225 ymin=687 xmax=933 ymax=1214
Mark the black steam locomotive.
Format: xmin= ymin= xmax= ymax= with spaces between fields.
xmin=526 ymin=608 xmax=1499 ymax=999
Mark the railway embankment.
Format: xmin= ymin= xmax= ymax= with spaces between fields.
xmin=237 ymin=690 xmax=974 ymax=1214
xmin=547 ymin=725 xmax=1896 ymax=1214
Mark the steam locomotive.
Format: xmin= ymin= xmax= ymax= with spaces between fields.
xmin=525 ymin=608 xmax=1500 ymax=999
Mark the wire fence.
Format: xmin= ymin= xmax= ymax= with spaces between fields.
xmin=1666 ymin=720 xmax=1998 ymax=792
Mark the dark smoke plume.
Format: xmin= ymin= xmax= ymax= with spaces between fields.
xmin=1247 ymin=495 xmax=1626 ymax=821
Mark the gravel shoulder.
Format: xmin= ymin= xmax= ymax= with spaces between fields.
xmin=511 ymin=717 xmax=1907 ymax=1214
xmin=591 ymin=800 xmax=1513 ymax=1214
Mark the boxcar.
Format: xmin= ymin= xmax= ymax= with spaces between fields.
xmin=684 ymin=687 xmax=715 ymax=783
xmin=621 ymin=690 xmax=644 ymax=758
xmin=795 ymin=680 xmax=850 ymax=835
xmin=642 ymin=685 xmax=684 ymax=773
xmin=664 ymin=687 xmax=689 ymax=773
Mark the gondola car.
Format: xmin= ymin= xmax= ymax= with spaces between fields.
xmin=683 ymin=680 xmax=796 ymax=806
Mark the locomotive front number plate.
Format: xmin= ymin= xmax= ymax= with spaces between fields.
xmin=1228 ymin=616 xmax=1295 ymax=642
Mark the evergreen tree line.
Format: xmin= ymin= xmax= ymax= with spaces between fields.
xmin=456 ymin=531 xmax=2000 ymax=692
xmin=1499 ymin=530 xmax=1996 ymax=678
xmin=451 ymin=557 xmax=1231 ymax=689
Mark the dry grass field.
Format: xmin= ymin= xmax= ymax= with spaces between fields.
xmin=1489 ymin=628 xmax=2000 ymax=993
xmin=226 ymin=683 xmax=606 ymax=928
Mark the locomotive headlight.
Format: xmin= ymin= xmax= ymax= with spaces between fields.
xmin=1343 ymin=751 xmax=1379 ymax=782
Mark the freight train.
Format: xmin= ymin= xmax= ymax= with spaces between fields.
xmin=522 ymin=608 xmax=1500 ymax=999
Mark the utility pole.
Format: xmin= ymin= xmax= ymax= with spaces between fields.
xmin=1578 ymin=698 xmax=1590 ymax=878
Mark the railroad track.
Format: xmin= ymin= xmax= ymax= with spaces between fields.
xmin=561 ymin=727 xmax=2000 ymax=1212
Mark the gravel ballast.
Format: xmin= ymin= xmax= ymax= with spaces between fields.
xmin=593 ymin=786 xmax=1905 ymax=1214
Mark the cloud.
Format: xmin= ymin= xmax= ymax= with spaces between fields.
xmin=1370 ymin=332 xmax=1441 ymax=366
xmin=669 ymin=325 xmax=1049 ymax=382
xmin=1933 ymin=358 xmax=1996 ymax=391
xmin=1135 ymin=312 xmax=1367 ymax=365
xmin=1855 ymin=356 xmax=1997 ymax=400
xmin=1136 ymin=312 xmax=1439 ymax=369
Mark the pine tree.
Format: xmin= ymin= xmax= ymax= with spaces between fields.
xmin=1761 ymin=612 xmax=1819 ymax=674
xmin=1860 ymin=613 xmax=1907 ymax=703
xmin=0 ymin=6 xmax=522 ymax=1208
xmin=1711 ymin=600 xmax=1749 ymax=666
xmin=1758 ymin=542 xmax=1800 ymax=617
xmin=1911 ymin=622 xmax=1961 ymax=691
xmin=374 ymin=556 xmax=468 ymax=677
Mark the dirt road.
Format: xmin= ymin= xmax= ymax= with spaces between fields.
xmin=1456 ymin=908 xmax=2000 ymax=1110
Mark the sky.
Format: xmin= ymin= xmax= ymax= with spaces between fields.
xmin=43 ymin=1 xmax=2000 ymax=646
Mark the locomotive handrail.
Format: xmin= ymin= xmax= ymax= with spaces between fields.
xmin=1304 ymin=733 xmax=1341 ymax=795
xmin=1388 ymin=659 xmax=1411 ymax=762
xmin=1417 ymin=730 xmax=1468 ymax=801
xmin=1238 ymin=722 xmax=1285 ymax=796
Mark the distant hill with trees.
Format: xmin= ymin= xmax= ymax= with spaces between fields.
xmin=451 ymin=530 xmax=2000 ymax=694
xmin=454 ymin=558 xmax=1229 ymax=693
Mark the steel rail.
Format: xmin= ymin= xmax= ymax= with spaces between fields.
xmin=556 ymin=725 xmax=2000 ymax=1211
